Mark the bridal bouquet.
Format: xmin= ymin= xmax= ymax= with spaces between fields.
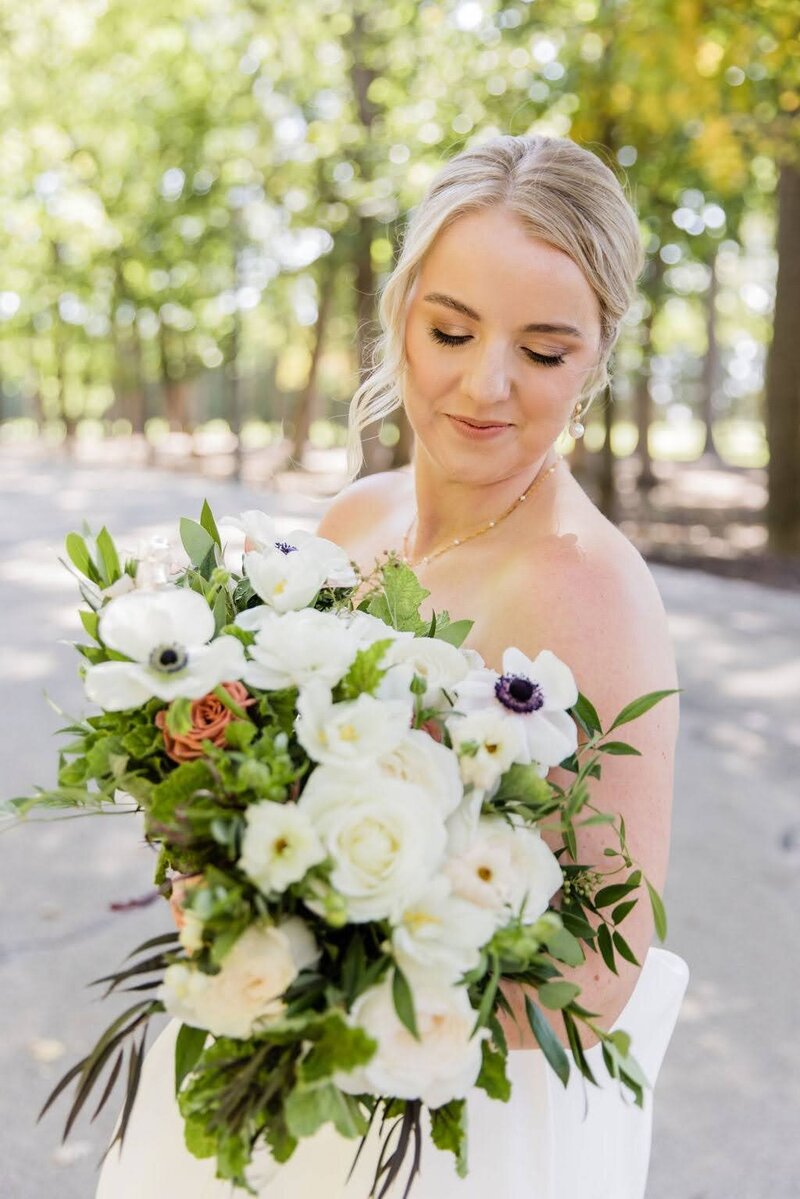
xmin=18 ymin=501 xmax=674 ymax=1197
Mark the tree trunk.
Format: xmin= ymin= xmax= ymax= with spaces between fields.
xmin=289 ymin=256 xmax=336 ymax=467
xmin=765 ymin=162 xmax=800 ymax=554
xmin=700 ymin=248 xmax=722 ymax=459
xmin=159 ymin=327 xmax=186 ymax=431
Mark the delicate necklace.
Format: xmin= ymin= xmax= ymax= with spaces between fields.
xmin=401 ymin=454 xmax=563 ymax=569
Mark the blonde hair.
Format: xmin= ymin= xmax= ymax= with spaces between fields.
xmin=346 ymin=133 xmax=644 ymax=477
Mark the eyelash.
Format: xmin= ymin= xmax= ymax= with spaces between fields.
xmin=426 ymin=326 xmax=566 ymax=368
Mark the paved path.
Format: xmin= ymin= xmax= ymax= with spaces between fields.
xmin=1 ymin=451 xmax=798 ymax=1198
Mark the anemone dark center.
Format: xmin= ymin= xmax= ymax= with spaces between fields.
xmin=275 ymin=541 xmax=298 ymax=555
xmin=149 ymin=644 xmax=188 ymax=673
xmin=495 ymin=673 xmax=544 ymax=714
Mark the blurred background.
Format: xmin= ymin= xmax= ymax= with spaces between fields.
xmin=1 ymin=1 xmax=799 ymax=1197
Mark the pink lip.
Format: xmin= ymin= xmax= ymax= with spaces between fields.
xmin=446 ymin=414 xmax=512 ymax=439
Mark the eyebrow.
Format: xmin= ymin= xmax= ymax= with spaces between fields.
xmin=422 ymin=292 xmax=583 ymax=339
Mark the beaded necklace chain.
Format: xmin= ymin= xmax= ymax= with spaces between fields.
xmin=401 ymin=453 xmax=563 ymax=569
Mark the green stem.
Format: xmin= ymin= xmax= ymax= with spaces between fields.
xmin=212 ymin=685 xmax=249 ymax=720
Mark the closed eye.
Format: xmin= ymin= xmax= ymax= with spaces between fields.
xmin=426 ymin=326 xmax=566 ymax=368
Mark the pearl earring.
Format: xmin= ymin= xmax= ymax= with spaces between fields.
xmin=568 ymin=402 xmax=585 ymax=439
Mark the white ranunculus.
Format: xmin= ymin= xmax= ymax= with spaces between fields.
xmin=295 ymin=682 xmax=412 ymax=768
xmin=298 ymin=767 xmax=447 ymax=922
xmin=377 ymin=729 xmax=463 ymax=819
xmin=239 ymin=801 xmax=326 ymax=894
xmin=83 ymin=587 xmax=246 ymax=711
xmin=242 ymin=607 xmax=359 ymax=691
xmin=447 ymin=708 xmax=526 ymax=792
xmin=453 ymin=647 xmax=579 ymax=773
xmin=391 ymin=876 xmax=496 ymax=980
xmin=382 ymin=636 xmax=470 ymax=705
xmin=445 ymin=816 xmax=564 ymax=926
xmin=336 ymin=972 xmax=485 ymax=1108
xmin=159 ymin=918 xmax=319 ymax=1039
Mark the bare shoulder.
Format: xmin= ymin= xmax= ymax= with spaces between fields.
xmin=316 ymin=468 xmax=413 ymax=550
xmin=495 ymin=496 xmax=679 ymax=738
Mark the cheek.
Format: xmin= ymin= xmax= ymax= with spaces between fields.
xmin=403 ymin=328 xmax=454 ymax=415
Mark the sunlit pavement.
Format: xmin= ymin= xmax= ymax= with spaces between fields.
xmin=1 ymin=450 xmax=798 ymax=1199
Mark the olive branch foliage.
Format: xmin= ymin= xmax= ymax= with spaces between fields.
xmin=12 ymin=501 xmax=677 ymax=1196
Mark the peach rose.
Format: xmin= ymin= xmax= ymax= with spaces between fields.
xmin=155 ymin=681 xmax=254 ymax=763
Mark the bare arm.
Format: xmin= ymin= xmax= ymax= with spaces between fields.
xmin=489 ymin=545 xmax=680 ymax=1052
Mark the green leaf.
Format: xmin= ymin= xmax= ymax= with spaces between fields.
xmin=594 ymin=881 xmax=640 ymax=908
xmin=597 ymin=740 xmax=642 ymax=756
xmin=492 ymin=763 xmax=552 ymax=808
xmin=284 ymin=1082 xmax=367 ymax=1140
xmin=475 ymin=1041 xmax=511 ymax=1102
xmin=79 ymin=609 xmax=100 ymax=641
xmin=608 ymin=689 xmax=680 ymax=732
xmin=96 ymin=527 xmax=121 ymax=585
xmin=524 ymin=996 xmax=570 ymax=1087
xmin=646 ymin=879 xmax=668 ymax=941
xmin=212 ymin=589 xmax=228 ymax=635
xmin=572 ymin=692 xmax=601 ymax=735
xmin=175 ymin=1025 xmax=209 ymax=1094
xmin=543 ymin=925 xmax=585 ymax=968
xmin=199 ymin=500 xmax=222 ymax=549
xmin=434 ymin=618 xmax=474 ymax=648
xmin=297 ymin=1017 xmax=376 ymax=1084
xmin=367 ymin=559 xmax=430 ymax=633
xmin=596 ymin=923 xmax=618 ymax=975
xmin=166 ymin=697 xmax=193 ymax=736
xmin=391 ymin=965 xmax=418 ymax=1039
xmin=183 ymin=1114 xmax=216 ymax=1159
xmin=611 ymin=899 xmax=638 ymax=925
xmin=224 ymin=721 xmax=256 ymax=750
xmin=612 ymin=930 xmax=640 ymax=967
xmin=180 ymin=518 xmax=215 ymax=569
xmin=536 ymin=980 xmax=582 ymax=1010
xmin=336 ymin=639 xmax=393 ymax=700
xmin=65 ymin=532 xmax=102 ymax=584
xmin=430 ymin=1098 xmax=468 ymax=1177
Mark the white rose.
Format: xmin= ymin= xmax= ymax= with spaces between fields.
xmin=447 ymin=708 xmax=526 ymax=792
xmin=239 ymin=801 xmax=326 ymax=894
xmin=336 ymin=972 xmax=484 ymax=1108
xmin=295 ymin=681 xmax=412 ymax=768
xmin=242 ymin=608 xmax=359 ymax=691
xmin=391 ymin=876 xmax=496 ymax=980
xmin=159 ymin=918 xmax=319 ymax=1039
xmin=445 ymin=817 xmax=563 ymax=925
xmin=297 ymin=767 xmax=447 ymax=922
xmin=376 ymin=729 xmax=463 ymax=819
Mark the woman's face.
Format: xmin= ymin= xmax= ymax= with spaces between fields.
xmin=402 ymin=205 xmax=603 ymax=484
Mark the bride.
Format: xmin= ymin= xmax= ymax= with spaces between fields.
xmin=96 ymin=133 xmax=689 ymax=1198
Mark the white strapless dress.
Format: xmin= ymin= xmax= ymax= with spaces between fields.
xmin=96 ymin=945 xmax=688 ymax=1199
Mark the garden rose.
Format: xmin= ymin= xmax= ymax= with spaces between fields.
xmin=155 ymin=681 xmax=253 ymax=763
xmin=336 ymin=972 xmax=485 ymax=1108
xmin=298 ymin=767 xmax=447 ymax=922
xmin=159 ymin=918 xmax=319 ymax=1039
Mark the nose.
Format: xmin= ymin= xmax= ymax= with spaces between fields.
xmin=461 ymin=340 xmax=514 ymax=408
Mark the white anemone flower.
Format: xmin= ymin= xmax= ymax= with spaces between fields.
xmin=295 ymin=681 xmax=412 ymax=768
xmin=391 ymin=875 xmax=496 ymax=980
xmin=453 ymin=647 xmax=578 ymax=773
xmin=83 ymin=587 xmax=246 ymax=711
xmin=219 ymin=509 xmax=278 ymax=552
xmin=242 ymin=607 xmax=359 ymax=691
xmin=239 ymin=802 xmax=326 ymax=894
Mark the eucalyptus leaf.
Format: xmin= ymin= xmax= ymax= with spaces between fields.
xmin=524 ymin=996 xmax=570 ymax=1087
